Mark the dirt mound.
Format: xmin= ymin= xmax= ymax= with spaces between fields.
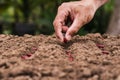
xmin=0 ymin=33 xmax=120 ymax=80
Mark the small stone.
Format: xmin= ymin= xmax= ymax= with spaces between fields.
xmin=52 ymin=67 xmax=60 ymax=76
xmin=24 ymin=34 xmax=32 ymax=38
xmin=102 ymin=60 xmax=111 ymax=65
xmin=63 ymin=66 xmax=73 ymax=73
xmin=42 ymin=69 xmax=52 ymax=76
xmin=0 ymin=34 xmax=6 ymax=38
xmin=58 ymin=72 xmax=67 ymax=78
xmin=88 ymin=75 xmax=99 ymax=80
xmin=83 ymin=68 xmax=91 ymax=77
xmin=116 ymin=75 xmax=120 ymax=80
xmin=49 ymin=55 xmax=54 ymax=59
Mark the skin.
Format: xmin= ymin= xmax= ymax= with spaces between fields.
xmin=53 ymin=0 xmax=108 ymax=42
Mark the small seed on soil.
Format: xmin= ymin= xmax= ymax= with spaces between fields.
xmin=69 ymin=56 xmax=74 ymax=61
xmin=65 ymin=50 xmax=74 ymax=61
xmin=32 ymin=47 xmax=38 ymax=51
xmin=21 ymin=55 xmax=27 ymax=59
xmin=64 ymin=38 xmax=68 ymax=43
xmin=96 ymin=44 xmax=104 ymax=48
xmin=102 ymin=51 xmax=109 ymax=54
xmin=21 ymin=53 xmax=32 ymax=59
xmin=26 ymin=54 xmax=32 ymax=57
xmin=65 ymin=50 xmax=70 ymax=54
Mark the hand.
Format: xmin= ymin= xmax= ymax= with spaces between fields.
xmin=53 ymin=0 xmax=97 ymax=42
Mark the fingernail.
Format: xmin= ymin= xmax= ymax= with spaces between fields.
xmin=66 ymin=35 xmax=71 ymax=41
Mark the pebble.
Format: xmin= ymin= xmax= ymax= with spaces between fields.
xmin=58 ymin=72 xmax=67 ymax=78
xmin=116 ymin=75 xmax=120 ymax=80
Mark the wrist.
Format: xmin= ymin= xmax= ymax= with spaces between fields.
xmin=81 ymin=0 xmax=108 ymax=10
xmin=79 ymin=0 xmax=98 ymax=12
xmin=93 ymin=0 xmax=108 ymax=9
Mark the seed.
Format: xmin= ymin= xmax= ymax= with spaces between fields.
xmin=65 ymin=50 xmax=70 ymax=54
xmin=96 ymin=44 xmax=104 ymax=48
xmin=64 ymin=38 xmax=68 ymax=43
xmin=21 ymin=53 xmax=32 ymax=59
xmin=21 ymin=55 xmax=27 ymax=59
xmin=26 ymin=53 xmax=32 ymax=57
xmin=102 ymin=51 xmax=109 ymax=54
xmin=69 ymin=56 xmax=74 ymax=61
xmin=32 ymin=47 xmax=37 ymax=51
xmin=65 ymin=50 xmax=74 ymax=61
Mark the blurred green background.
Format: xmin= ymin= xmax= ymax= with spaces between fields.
xmin=0 ymin=0 xmax=114 ymax=36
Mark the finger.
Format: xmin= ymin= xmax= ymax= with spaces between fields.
xmin=54 ymin=7 xmax=70 ymax=26
xmin=53 ymin=8 xmax=70 ymax=42
xmin=65 ymin=15 xmax=84 ymax=41
xmin=62 ymin=26 xmax=69 ymax=33
xmin=53 ymin=22 xmax=64 ymax=42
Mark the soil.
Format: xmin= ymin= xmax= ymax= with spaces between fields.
xmin=0 ymin=33 xmax=120 ymax=80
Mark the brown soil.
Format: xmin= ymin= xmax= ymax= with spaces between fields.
xmin=0 ymin=33 xmax=120 ymax=80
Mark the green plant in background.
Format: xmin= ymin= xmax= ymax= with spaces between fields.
xmin=0 ymin=0 xmax=14 ymax=34
xmin=12 ymin=0 xmax=58 ymax=35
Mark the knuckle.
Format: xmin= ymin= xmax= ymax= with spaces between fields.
xmin=58 ymin=3 xmax=68 ymax=10
xmin=87 ymin=14 xmax=93 ymax=22
xmin=53 ymin=20 xmax=58 ymax=28
xmin=70 ymin=28 xmax=77 ymax=35
xmin=61 ymin=2 xmax=67 ymax=6
xmin=53 ymin=20 xmax=56 ymax=26
xmin=58 ymin=6 xmax=62 ymax=11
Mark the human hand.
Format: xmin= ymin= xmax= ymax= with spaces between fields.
xmin=53 ymin=0 xmax=97 ymax=42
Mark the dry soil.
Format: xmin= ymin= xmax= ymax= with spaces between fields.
xmin=0 ymin=33 xmax=120 ymax=80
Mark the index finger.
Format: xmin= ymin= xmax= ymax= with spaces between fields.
xmin=53 ymin=8 xmax=69 ymax=42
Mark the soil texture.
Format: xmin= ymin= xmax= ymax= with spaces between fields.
xmin=0 ymin=33 xmax=120 ymax=80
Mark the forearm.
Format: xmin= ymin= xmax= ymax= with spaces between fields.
xmin=81 ymin=0 xmax=108 ymax=10
xmin=93 ymin=0 xmax=108 ymax=9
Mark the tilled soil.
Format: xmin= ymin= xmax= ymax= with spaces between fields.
xmin=0 ymin=33 xmax=120 ymax=80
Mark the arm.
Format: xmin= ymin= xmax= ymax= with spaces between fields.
xmin=53 ymin=0 xmax=108 ymax=42
xmin=93 ymin=0 xmax=108 ymax=9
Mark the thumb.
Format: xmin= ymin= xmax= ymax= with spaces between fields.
xmin=65 ymin=16 xmax=84 ymax=41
